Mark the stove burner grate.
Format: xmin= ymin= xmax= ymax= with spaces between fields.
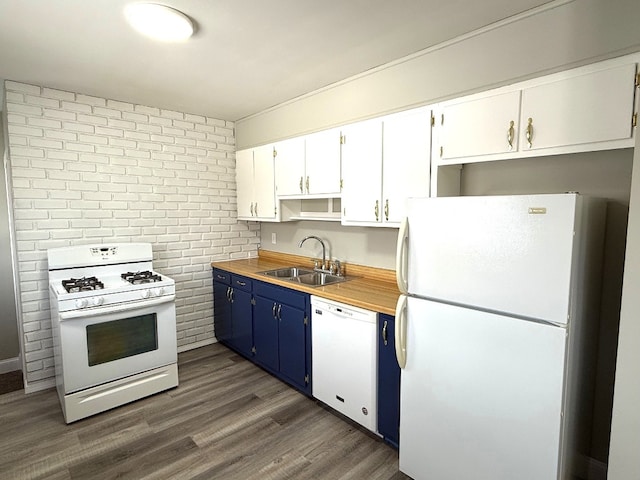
xmin=62 ymin=277 xmax=104 ymax=293
xmin=121 ymin=271 xmax=163 ymax=284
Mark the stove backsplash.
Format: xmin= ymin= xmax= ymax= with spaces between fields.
xmin=4 ymin=81 xmax=260 ymax=391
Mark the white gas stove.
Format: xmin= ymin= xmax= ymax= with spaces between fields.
xmin=48 ymin=243 xmax=178 ymax=423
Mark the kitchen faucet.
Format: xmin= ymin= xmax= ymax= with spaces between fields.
xmin=298 ymin=236 xmax=343 ymax=276
xmin=298 ymin=235 xmax=327 ymax=271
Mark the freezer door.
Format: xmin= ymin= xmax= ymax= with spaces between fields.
xmin=399 ymin=297 xmax=567 ymax=480
xmin=406 ymin=194 xmax=580 ymax=325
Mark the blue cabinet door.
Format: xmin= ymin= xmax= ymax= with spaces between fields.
xmin=230 ymin=285 xmax=253 ymax=358
xmin=212 ymin=270 xmax=232 ymax=344
xmin=378 ymin=313 xmax=400 ymax=447
xmin=278 ymin=302 xmax=308 ymax=393
xmin=253 ymin=295 xmax=280 ymax=371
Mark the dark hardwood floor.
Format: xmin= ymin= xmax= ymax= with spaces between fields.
xmin=0 ymin=343 xmax=409 ymax=480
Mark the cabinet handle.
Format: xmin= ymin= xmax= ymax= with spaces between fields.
xmin=229 ymin=287 xmax=234 ymax=303
xmin=216 ymin=274 xmax=225 ymax=280
xmin=382 ymin=320 xmax=388 ymax=346
xmin=384 ymin=199 xmax=389 ymax=222
xmin=299 ymin=176 xmax=303 ymax=193
xmin=272 ymin=303 xmax=277 ymax=318
xmin=507 ymin=120 xmax=515 ymax=150
xmin=277 ymin=304 xmax=282 ymax=320
xmin=254 ymin=202 xmax=258 ymax=216
xmin=226 ymin=286 xmax=231 ymax=301
xmin=250 ymin=202 xmax=254 ymax=216
xmin=306 ymin=176 xmax=310 ymax=193
xmin=526 ymin=117 xmax=534 ymax=148
xmin=374 ymin=200 xmax=379 ymax=221
xmin=236 ymin=281 xmax=246 ymax=287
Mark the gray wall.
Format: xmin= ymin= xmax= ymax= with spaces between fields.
xmin=0 ymin=111 xmax=20 ymax=364
xmin=260 ymin=220 xmax=398 ymax=270
xmin=607 ymin=136 xmax=640 ymax=480
xmin=236 ymin=0 xmax=640 ymax=148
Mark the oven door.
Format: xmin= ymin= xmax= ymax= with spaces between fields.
xmin=58 ymin=296 xmax=177 ymax=394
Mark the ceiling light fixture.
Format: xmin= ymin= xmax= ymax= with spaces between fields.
xmin=124 ymin=3 xmax=194 ymax=42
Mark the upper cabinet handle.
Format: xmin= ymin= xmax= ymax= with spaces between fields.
xmin=507 ymin=120 xmax=515 ymax=150
xmin=526 ymin=117 xmax=534 ymax=148
xmin=374 ymin=200 xmax=379 ymax=221
xmin=384 ymin=199 xmax=389 ymax=222
xmin=299 ymin=177 xmax=303 ymax=193
xmin=305 ymin=176 xmax=310 ymax=193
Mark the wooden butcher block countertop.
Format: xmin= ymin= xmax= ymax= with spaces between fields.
xmin=211 ymin=250 xmax=400 ymax=316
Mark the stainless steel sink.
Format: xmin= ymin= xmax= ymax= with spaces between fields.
xmin=260 ymin=267 xmax=350 ymax=287
xmin=261 ymin=266 xmax=315 ymax=278
xmin=291 ymin=272 xmax=347 ymax=286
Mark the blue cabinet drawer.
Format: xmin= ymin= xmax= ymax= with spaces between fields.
xmin=231 ymin=274 xmax=252 ymax=292
xmin=254 ymin=281 xmax=306 ymax=309
xmin=213 ymin=268 xmax=231 ymax=285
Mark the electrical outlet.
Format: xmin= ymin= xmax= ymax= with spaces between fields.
xmin=271 ymin=233 xmax=277 ymax=244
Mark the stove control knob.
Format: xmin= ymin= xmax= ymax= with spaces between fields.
xmin=154 ymin=287 xmax=165 ymax=297
xmin=141 ymin=289 xmax=151 ymax=299
xmin=92 ymin=296 xmax=104 ymax=306
xmin=75 ymin=298 xmax=88 ymax=309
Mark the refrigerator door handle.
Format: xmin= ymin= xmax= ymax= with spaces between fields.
xmin=396 ymin=217 xmax=409 ymax=293
xmin=395 ymin=294 xmax=408 ymax=369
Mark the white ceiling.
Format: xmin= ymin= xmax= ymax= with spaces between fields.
xmin=0 ymin=0 xmax=552 ymax=121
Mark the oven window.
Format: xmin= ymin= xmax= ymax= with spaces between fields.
xmin=86 ymin=314 xmax=158 ymax=366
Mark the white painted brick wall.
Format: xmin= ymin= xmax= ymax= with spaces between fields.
xmin=4 ymin=81 xmax=260 ymax=391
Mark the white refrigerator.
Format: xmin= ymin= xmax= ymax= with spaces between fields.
xmin=395 ymin=193 xmax=606 ymax=480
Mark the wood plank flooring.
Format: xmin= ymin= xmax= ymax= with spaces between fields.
xmin=0 ymin=343 xmax=410 ymax=480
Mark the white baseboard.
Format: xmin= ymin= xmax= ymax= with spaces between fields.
xmin=0 ymin=356 xmax=20 ymax=374
xmin=24 ymin=377 xmax=55 ymax=394
xmin=177 ymin=338 xmax=216 ymax=353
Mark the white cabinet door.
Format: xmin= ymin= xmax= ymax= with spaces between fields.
xmin=252 ymin=144 xmax=276 ymax=220
xmin=438 ymin=90 xmax=521 ymax=160
xmin=274 ymin=137 xmax=305 ymax=196
xmin=520 ymin=62 xmax=637 ymax=151
xmin=382 ymin=109 xmax=431 ymax=225
xmin=340 ymin=119 xmax=383 ymax=224
xmin=305 ymin=127 xmax=342 ymax=195
xmin=235 ymin=149 xmax=254 ymax=219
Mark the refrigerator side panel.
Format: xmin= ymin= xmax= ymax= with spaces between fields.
xmin=406 ymin=194 xmax=577 ymax=325
xmin=399 ymin=297 xmax=567 ymax=480
xmin=561 ymin=195 xmax=607 ymax=478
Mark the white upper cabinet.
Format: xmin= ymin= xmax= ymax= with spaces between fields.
xmin=236 ymin=145 xmax=277 ymax=221
xmin=438 ymin=91 xmax=521 ymax=161
xmin=305 ymin=127 xmax=342 ymax=196
xmin=235 ymin=149 xmax=255 ymax=219
xmin=520 ymin=62 xmax=637 ymax=152
xmin=341 ymin=119 xmax=383 ymax=225
xmin=382 ymin=108 xmax=432 ymax=225
xmin=274 ymin=129 xmax=341 ymax=198
xmin=434 ymin=57 xmax=638 ymax=167
xmin=274 ymin=137 xmax=305 ymax=196
xmin=341 ymin=108 xmax=432 ymax=227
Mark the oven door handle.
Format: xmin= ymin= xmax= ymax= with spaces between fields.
xmin=59 ymin=295 xmax=176 ymax=320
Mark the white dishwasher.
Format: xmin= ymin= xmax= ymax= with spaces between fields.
xmin=311 ymin=295 xmax=378 ymax=433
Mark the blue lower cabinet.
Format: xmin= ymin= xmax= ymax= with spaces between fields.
xmin=212 ymin=269 xmax=232 ymax=344
xmin=278 ymin=302 xmax=308 ymax=392
xmin=378 ymin=313 xmax=400 ymax=447
xmin=254 ymin=281 xmax=311 ymax=395
xmin=212 ymin=269 xmax=254 ymax=358
xmin=253 ymin=295 xmax=280 ymax=371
